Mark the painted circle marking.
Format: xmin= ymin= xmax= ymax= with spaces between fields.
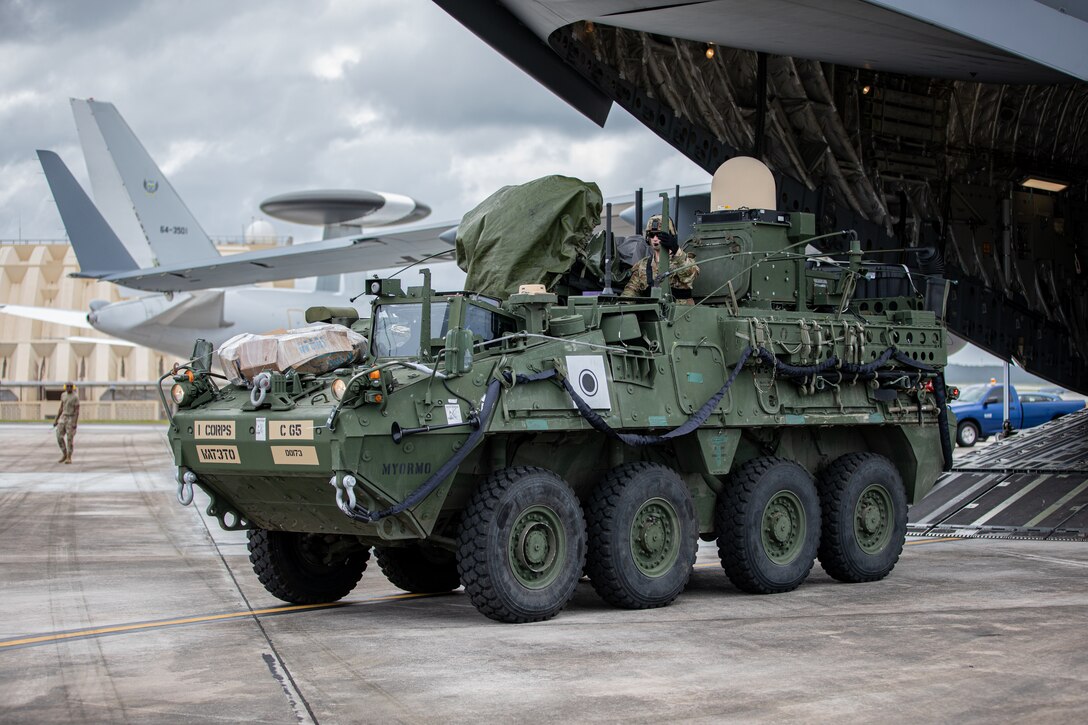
xmin=579 ymin=370 xmax=598 ymax=396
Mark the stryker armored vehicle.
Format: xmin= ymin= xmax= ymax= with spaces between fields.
xmin=163 ymin=159 xmax=954 ymax=623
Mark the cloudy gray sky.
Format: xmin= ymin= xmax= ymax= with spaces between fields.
xmin=0 ymin=0 xmax=708 ymax=243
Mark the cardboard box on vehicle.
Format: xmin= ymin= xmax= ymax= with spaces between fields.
xmin=274 ymin=324 xmax=363 ymax=375
xmin=217 ymin=333 xmax=278 ymax=384
xmin=216 ymin=324 xmax=365 ymax=384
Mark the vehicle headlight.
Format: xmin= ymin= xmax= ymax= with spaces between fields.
xmin=331 ymin=378 xmax=347 ymax=400
xmin=171 ymin=382 xmax=189 ymax=406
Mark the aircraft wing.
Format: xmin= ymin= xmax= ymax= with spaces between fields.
xmin=0 ymin=304 xmax=135 ymax=347
xmin=96 ymin=221 xmax=459 ymax=293
xmin=66 ymin=335 xmax=138 ymax=348
xmin=0 ymin=304 xmax=94 ymax=330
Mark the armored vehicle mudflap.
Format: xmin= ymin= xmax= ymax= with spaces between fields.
xmin=908 ymin=408 xmax=1088 ymax=540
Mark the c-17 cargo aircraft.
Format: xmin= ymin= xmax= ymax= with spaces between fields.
xmin=1 ymin=99 xmax=466 ymax=359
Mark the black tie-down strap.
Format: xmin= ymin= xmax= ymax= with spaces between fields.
xmin=752 ymin=346 xmax=898 ymax=379
xmin=343 ymin=348 xmax=761 ymax=530
xmin=341 ymin=378 xmax=503 ymax=524
xmin=344 ymin=343 xmax=952 ymax=524
xmin=752 ymin=346 xmax=952 ymax=472
xmin=500 ymin=348 xmax=756 ymax=447
xmin=931 ymin=373 xmax=954 ymax=472
xmin=542 ymin=343 xmax=951 ymax=469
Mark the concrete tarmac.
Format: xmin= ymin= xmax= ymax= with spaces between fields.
xmin=2 ymin=423 xmax=1087 ymax=723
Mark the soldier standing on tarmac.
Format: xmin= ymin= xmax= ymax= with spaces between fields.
xmin=53 ymin=382 xmax=80 ymax=464
xmin=621 ymin=214 xmax=700 ymax=304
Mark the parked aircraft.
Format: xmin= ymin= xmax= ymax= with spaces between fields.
xmin=1 ymin=99 xmax=465 ymax=359
xmin=7 ymin=154 xmax=465 ymax=357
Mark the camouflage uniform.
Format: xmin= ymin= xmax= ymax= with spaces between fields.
xmin=621 ymin=250 xmax=700 ymax=305
xmin=54 ymin=386 xmax=80 ymax=463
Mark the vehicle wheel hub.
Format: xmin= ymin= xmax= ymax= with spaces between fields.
xmin=761 ymin=491 xmax=805 ymax=564
xmin=523 ymin=528 xmax=549 ymax=567
xmin=770 ymin=512 xmax=792 ymax=542
xmin=630 ymin=498 xmax=680 ymax=577
xmin=509 ymin=505 xmax=565 ymax=589
xmin=860 ymin=503 xmax=881 ymax=533
xmin=855 ymin=485 xmax=893 ymax=554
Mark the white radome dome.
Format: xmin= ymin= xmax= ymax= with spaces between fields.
xmin=244 ymin=219 xmax=277 ymax=245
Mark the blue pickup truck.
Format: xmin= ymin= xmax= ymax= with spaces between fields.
xmin=949 ymin=384 xmax=1086 ymax=446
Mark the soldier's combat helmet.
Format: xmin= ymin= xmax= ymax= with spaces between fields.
xmin=645 ymin=213 xmax=677 ymax=236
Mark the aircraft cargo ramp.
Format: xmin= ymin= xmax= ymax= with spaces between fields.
xmin=909 ymin=408 xmax=1088 ymax=540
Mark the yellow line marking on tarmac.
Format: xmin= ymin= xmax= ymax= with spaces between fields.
xmin=0 ymin=591 xmax=434 ymax=651
xmin=6 ymin=540 xmax=964 ymax=650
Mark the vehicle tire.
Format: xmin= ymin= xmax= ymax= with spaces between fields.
xmin=456 ymin=467 xmax=586 ymax=623
xmin=816 ymin=453 xmax=907 ymax=583
xmin=247 ymin=529 xmax=369 ymax=604
xmin=716 ymin=457 xmax=820 ymax=594
xmin=585 ymin=462 xmax=698 ymax=609
xmin=375 ymin=544 xmax=460 ymax=593
xmin=956 ymin=420 xmax=980 ymax=447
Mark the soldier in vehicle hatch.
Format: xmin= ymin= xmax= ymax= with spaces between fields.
xmin=621 ymin=214 xmax=700 ymax=304
xmin=53 ymin=382 xmax=80 ymax=464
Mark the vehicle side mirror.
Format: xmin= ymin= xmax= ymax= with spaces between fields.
xmin=191 ymin=338 xmax=214 ymax=374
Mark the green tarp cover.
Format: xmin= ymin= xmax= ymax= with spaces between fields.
xmin=455 ymin=175 xmax=603 ymax=299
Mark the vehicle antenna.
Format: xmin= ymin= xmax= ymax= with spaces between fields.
xmin=674 ymin=184 xmax=680 ymax=233
xmin=349 ymin=248 xmax=454 ymax=303
xmin=390 ymin=249 xmax=455 ymax=279
xmin=602 ymin=202 xmax=615 ymax=295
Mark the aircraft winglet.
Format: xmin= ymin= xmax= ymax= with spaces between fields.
xmin=37 ymin=150 xmax=139 ymax=278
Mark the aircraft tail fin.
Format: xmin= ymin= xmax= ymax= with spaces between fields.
xmin=71 ymin=98 xmax=220 ymax=267
xmin=37 ymin=150 xmax=139 ymax=277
